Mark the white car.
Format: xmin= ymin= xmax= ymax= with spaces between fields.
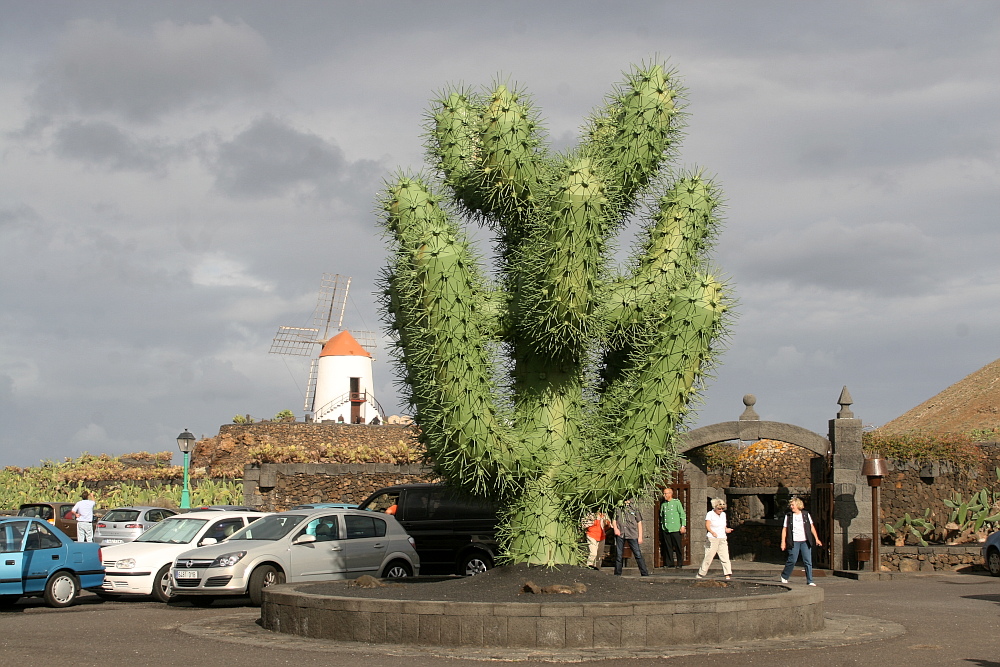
xmin=101 ymin=510 xmax=269 ymax=602
xmin=983 ymin=530 xmax=1000 ymax=576
xmin=171 ymin=508 xmax=420 ymax=606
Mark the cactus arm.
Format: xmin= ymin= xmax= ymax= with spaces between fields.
xmin=582 ymin=63 xmax=683 ymax=217
xmin=568 ymin=276 xmax=728 ymax=506
xmin=429 ymin=84 xmax=547 ymax=243
xmin=380 ymin=176 xmax=524 ymax=494
xmin=478 ymin=84 xmax=546 ymax=227
xmin=427 ymin=90 xmax=484 ymax=212
xmin=514 ymin=156 xmax=612 ymax=358
xmin=601 ymin=175 xmax=721 ymax=342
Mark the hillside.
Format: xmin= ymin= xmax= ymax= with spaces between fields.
xmin=878 ymin=358 xmax=1000 ymax=436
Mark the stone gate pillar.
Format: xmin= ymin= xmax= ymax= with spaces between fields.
xmin=828 ymin=387 xmax=868 ymax=571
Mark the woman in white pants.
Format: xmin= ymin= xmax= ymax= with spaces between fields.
xmin=696 ymin=498 xmax=733 ymax=580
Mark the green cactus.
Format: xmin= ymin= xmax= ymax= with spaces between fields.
xmin=885 ymin=509 xmax=934 ymax=547
xmin=378 ymin=61 xmax=730 ymax=566
xmin=944 ymin=488 xmax=1000 ymax=534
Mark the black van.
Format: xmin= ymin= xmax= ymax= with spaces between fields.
xmin=358 ymin=483 xmax=499 ymax=576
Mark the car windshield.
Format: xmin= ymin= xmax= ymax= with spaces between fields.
xmin=135 ymin=517 xmax=208 ymax=544
xmin=17 ymin=505 xmax=53 ymax=520
xmin=228 ymin=515 xmax=306 ymax=541
xmin=102 ymin=510 xmax=140 ymax=522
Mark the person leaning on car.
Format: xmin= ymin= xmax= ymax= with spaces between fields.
xmin=72 ymin=490 xmax=96 ymax=542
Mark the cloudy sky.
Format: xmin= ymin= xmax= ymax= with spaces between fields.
xmin=1 ymin=2 xmax=997 ymax=467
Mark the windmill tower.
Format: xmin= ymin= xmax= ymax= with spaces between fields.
xmin=269 ymin=274 xmax=383 ymax=423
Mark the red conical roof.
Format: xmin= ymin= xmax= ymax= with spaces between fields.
xmin=319 ymin=330 xmax=371 ymax=358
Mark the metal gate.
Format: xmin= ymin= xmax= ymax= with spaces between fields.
xmin=811 ymin=482 xmax=834 ymax=569
xmin=654 ymin=471 xmax=691 ymax=567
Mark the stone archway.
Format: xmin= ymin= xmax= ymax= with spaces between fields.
xmin=677 ymin=391 xmax=867 ymax=572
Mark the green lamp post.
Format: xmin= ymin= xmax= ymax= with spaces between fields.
xmin=176 ymin=429 xmax=195 ymax=509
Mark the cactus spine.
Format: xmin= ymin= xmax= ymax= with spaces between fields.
xmin=379 ymin=62 xmax=731 ymax=566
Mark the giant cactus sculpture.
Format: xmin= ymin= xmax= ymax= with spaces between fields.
xmin=379 ymin=61 xmax=730 ymax=566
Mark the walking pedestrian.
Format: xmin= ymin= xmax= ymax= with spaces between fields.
xmin=780 ymin=497 xmax=822 ymax=585
xmin=659 ymin=487 xmax=686 ymax=568
xmin=696 ymin=498 xmax=732 ymax=579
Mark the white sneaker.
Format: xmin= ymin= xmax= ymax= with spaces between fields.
xmin=780 ymin=577 xmax=789 ymax=583
xmin=695 ymin=574 xmax=704 ymax=579
xmin=807 ymin=582 xmax=817 ymax=586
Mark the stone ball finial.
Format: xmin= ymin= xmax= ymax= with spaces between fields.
xmin=739 ymin=394 xmax=759 ymax=421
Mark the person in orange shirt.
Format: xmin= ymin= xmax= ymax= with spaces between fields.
xmin=581 ymin=511 xmax=611 ymax=569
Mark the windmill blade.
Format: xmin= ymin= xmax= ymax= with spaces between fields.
xmin=303 ymin=358 xmax=319 ymax=412
xmin=312 ymin=274 xmax=351 ymax=338
xmin=351 ymin=330 xmax=379 ymax=362
xmin=269 ymin=326 xmax=321 ymax=357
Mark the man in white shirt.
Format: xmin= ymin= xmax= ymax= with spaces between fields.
xmin=72 ymin=490 xmax=96 ymax=542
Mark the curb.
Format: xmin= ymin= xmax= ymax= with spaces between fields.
xmin=180 ymin=611 xmax=905 ymax=662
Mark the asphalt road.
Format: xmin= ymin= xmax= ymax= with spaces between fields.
xmin=1 ymin=572 xmax=998 ymax=667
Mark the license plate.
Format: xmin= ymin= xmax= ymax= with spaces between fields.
xmin=103 ymin=539 xmax=123 ymax=544
xmin=175 ymin=570 xmax=199 ymax=579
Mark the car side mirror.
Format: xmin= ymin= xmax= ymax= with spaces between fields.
xmin=293 ymin=534 xmax=316 ymax=545
xmin=199 ymin=537 xmax=218 ymax=546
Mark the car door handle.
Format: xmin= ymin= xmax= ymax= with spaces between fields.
xmin=329 ymin=546 xmax=342 ymax=551
xmin=5 ymin=560 xmax=13 ymax=565
xmin=372 ymin=542 xmax=386 ymax=549
xmin=52 ymin=555 xmax=60 ymax=560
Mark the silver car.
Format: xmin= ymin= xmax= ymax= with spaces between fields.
xmin=171 ymin=508 xmax=420 ymax=606
xmin=95 ymin=506 xmax=177 ymax=546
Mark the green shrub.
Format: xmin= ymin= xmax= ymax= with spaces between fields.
xmin=863 ymin=431 xmax=982 ymax=467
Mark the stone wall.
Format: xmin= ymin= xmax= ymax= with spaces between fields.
xmin=880 ymin=545 xmax=984 ymax=573
xmin=191 ymin=422 xmax=421 ymax=477
xmin=244 ymin=462 xmax=440 ymax=511
xmin=878 ymin=443 xmax=1000 ymax=538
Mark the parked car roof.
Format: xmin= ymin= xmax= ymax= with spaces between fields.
xmin=187 ymin=505 xmax=258 ymax=512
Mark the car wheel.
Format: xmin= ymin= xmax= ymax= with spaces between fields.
xmin=44 ymin=571 xmax=79 ymax=608
xmin=459 ymin=551 xmax=493 ymax=576
xmin=151 ymin=564 xmax=174 ymax=603
xmin=0 ymin=595 xmax=20 ymax=607
xmin=381 ymin=560 xmax=413 ymax=579
xmin=248 ymin=564 xmax=285 ymax=606
xmin=988 ymin=547 xmax=1000 ymax=577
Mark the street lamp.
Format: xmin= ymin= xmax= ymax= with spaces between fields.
xmin=862 ymin=454 xmax=888 ymax=573
xmin=176 ymin=429 xmax=196 ymax=509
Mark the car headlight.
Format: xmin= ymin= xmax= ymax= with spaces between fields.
xmin=115 ymin=558 xmax=136 ymax=569
xmin=210 ymin=551 xmax=247 ymax=567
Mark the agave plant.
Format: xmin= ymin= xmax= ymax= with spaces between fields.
xmin=379 ymin=61 xmax=731 ymax=565
xmin=885 ymin=509 xmax=934 ymax=547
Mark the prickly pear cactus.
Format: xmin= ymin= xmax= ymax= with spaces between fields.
xmin=379 ymin=61 xmax=730 ymax=566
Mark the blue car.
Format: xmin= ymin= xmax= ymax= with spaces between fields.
xmin=0 ymin=516 xmax=105 ymax=607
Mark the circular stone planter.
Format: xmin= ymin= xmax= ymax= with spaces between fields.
xmin=260 ymin=579 xmax=823 ymax=649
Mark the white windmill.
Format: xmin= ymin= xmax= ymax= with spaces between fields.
xmin=269 ymin=274 xmax=383 ymax=423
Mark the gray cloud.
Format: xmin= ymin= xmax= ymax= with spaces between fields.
xmin=212 ymin=115 xmax=384 ymax=200
xmin=31 ymin=17 xmax=273 ymax=122
xmin=53 ymin=120 xmax=179 ymax=172
xmin=733 ymin=219 xmax=939 ymax=295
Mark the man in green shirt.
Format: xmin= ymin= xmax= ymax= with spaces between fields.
xmin=659 ymin=487 xmax=686 ymax=568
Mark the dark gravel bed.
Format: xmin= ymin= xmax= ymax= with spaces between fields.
xmin=300 ymin=564 xmax=781 ymax=604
